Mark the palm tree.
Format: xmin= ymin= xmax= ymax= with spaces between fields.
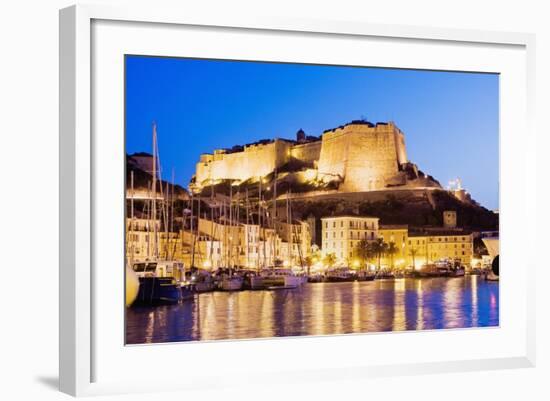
xmin=370 ymin=238 xmax=388 ymax=271
xmin=409 ymin=247 xmax=418 ymax=271
xmin=304 ymin=256 xmax=314 ymax=276
xmin=323 ymin=253 xmax=337 ymax=270
xmin=386 ymin=241 xmax=398 ymax=271
xmin=355 ymin=239 xmax=371 ymax=271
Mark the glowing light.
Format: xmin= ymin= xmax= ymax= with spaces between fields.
xmin=352 ymin=259 xmax=360 ymax=268
xmin=304 ymin=169 xmax=317 ymax=181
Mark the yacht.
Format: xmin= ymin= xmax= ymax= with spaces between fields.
xmin=132 ymin=260 xmax=188 ymax=305
xmin=260 ymin=268 xmax=306 ymax=288
xmin=325 ymin=268 xmax=356 ymax=282
xmin=482 ymin=234 xmax=499 ymax=282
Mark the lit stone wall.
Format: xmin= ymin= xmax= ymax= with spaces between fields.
xmin=194 ymin=122 xmax=409 ymax=192
xmin=195 ymin=139 xmax=292 ymax=185
xmin=318 ymin=122 xmax=408 ymax=192
xmin=289 ymin=141 xmax=322 ymax=165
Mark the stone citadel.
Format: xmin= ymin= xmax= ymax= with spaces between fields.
xmin=192 ymin=120 xmax=441 ymax=193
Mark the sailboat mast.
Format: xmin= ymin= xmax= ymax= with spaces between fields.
xmin=152 ymin=122 xmax=158 ymax=259
xmin=129 ymin=170 xmax=135 ymax=267
xmin=272 ymin=169 xmax=277 ymax=267
xmin=190 ymin=192 xmax=195 ymax=268
xmin=258 ymin=177 xmax=262 ymax=270
xmin=287 ymin=187 xmax=291 ymax=267
xmin=209 ymin=178 xmax=214 ymax=269
xmin=246 ymin=188 xmax=249 ymax=268
xmin=197 ymin=194 xmax=201 ymax=267
xmin=229 ymin=182 xmax=233 ymax=268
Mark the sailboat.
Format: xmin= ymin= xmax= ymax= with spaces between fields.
xmin=131 ymin=122 xmax=190 ymax=305
xmin=260 ymin=180 xmax=306 ymax=289
xmin=482 ymin=234 xmax=499 ymax=282
xmin=125 ymin=171 xmax=140 ymax=307
xmin=217 ymin=183 xmax=244 ymax=291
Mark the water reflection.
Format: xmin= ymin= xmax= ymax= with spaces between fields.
xmin=126 ymin=276 xmax=499 ymax=344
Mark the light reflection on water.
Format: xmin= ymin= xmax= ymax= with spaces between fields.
xmin=126 ymin=276 xmax=499 ymax=345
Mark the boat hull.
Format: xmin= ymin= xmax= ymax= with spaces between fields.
xmin=125 ymin=264 xmax=140 ymax=307
xmin=134 ymin=277 xmax=181 ymax=305
xmin=220 ymin=276 xmax=244 ymax=291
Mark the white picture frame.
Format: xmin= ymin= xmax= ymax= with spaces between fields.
xmin=59 ymin=4 xmax=536 ymax=397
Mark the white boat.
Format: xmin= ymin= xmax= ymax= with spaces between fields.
xmin=482 ymin=235 xmax=499 ymax=282
xmin=260 ymin=268 xmax=306 ymax=288
xmin=219 ymin=274 xmax=244 ymax=291
xmin=125 ymin=264 xmax=140 ymax=306
xmin=248 ymin=275 xmax=265 ymax=290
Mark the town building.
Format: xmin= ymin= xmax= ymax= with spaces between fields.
xmin=321 ymin=216 xmax=380 ymax=264
xmin=407 ymin=230 xmax=474 ymax=267
xmin=379 ymin=225 xmax=409 ymax=269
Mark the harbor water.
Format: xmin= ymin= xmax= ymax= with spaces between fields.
xmin=126 ymin=275 xmax=499 ymax=344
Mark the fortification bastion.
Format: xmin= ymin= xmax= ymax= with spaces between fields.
xmin=191 ymin=120 xmax=440 ymax=193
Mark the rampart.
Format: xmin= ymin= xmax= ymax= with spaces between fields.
xmin=193 ymin=121 xmax=409 ymax=192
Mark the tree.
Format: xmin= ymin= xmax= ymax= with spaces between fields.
xmin=386 ymin=241 xmax=398 ymax=270
xmin=370 ymin=238 xmax=388 ymax=271
xmin=355 ymin=239 xmax=371 ymax=270
xmin=304 ymin=256 xmax=314 ymax=275
xmin=323 ymin=253 xmax=337 ymax=269
xmin=409 ymin=247 xmax=418 ymax=271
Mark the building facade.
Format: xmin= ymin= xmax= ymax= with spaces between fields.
xmin=321 ymin=216 xmax=380 ymax=264
xmin=408 ymin=231 xmax=474 ymax=267
xmin=379 ymin=225 xmax=409 ymax=269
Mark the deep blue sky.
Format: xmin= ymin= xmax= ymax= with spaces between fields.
xmin=126 ymin=56 xmax=499 ymax=210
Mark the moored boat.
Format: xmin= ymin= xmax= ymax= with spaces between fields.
xmin=356 ymin=271 xmax=376 ymax=281
xmin=189 ymin=269 xmax=216 ymax=293
xmin=219 ymin=275 xmax=244 ymax=291
xmin=260 ymin=268 xmax=306 ymax=287
xmin=482 ymin=235 xmax=499 ymax=282
xmin=324 ymin=268 xmax=356 ymax=282
xmin=125 ymin=264 xmax=140 ymax=307
xmin=132 ymin=260 xmax=188 ymax=305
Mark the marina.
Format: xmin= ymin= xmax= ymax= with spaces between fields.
xmin=124 ymin=59 xmax=500 ymax=344
xmin=126 ymin=275 xmax=499 ymax=344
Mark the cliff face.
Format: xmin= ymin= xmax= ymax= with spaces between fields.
xmin=192 ymin=120 xmax=439 ymax=194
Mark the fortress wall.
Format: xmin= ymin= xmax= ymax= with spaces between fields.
xmin=290 ymin=141 xmax=322 ymax=164
xmin=317 ymin=123 xmax=403 ymax=192
xmin=343 ymin=126 xmax=401 ymax=191
xmin=195 ymin=140 xmax=291 ymax=185
xmin=317 ymin=129 xmax=350 ymax=179
xmin=194 ymin=122 xmax=408 ymax=192
xmin=394 ymin=130 xmax=407 ymax=165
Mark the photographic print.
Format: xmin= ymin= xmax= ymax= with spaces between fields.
xmin=124 ymin=56 xmax=499 ymax=345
